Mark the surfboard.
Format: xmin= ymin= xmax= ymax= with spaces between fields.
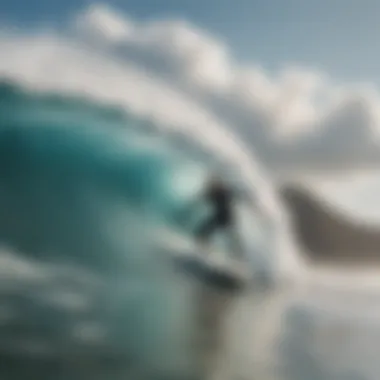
xmin=157 ymin=230 xmax=251 ymax=291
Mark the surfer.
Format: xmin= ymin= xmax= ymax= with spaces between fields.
xmin=195 ymin=174 xmax=260 ymax=259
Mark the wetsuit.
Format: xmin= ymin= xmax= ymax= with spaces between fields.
xmin=196 ymin=184 xmax=235 ymax=241
xmin=194 ymin=181 xmax=259 ymax=258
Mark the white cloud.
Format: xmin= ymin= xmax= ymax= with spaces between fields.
xmin=70 ymin=3 xmax=380 ymax=174
xmin=3 ymin=3 xmax=379 ymax=178
xmin=75 ymin=3 xmax=135 ymax=43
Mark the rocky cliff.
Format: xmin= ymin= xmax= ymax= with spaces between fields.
xmin=280 ymin=184 xmax=380 ymax=264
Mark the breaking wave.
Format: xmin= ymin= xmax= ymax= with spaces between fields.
xmin=0 ymin=69 xmax=301 ymax=379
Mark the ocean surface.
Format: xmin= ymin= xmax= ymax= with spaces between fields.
xmin=0 ymin=80 xmax=379 ymax=380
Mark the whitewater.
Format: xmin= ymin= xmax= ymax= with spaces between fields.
xmin=1 ymin=12 xmax=380 ymax=380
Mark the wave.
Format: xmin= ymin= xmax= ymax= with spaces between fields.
xmin=0 ymin=73 xmax=291 ymax=376
xmin=0 ymin=29 xmax=303 ymax=379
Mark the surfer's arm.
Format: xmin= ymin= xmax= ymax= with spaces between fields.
xmin=232 ymin=187 xmax=270 ymax=220
xmin=232 ymin=187 xmax=256 ymax=205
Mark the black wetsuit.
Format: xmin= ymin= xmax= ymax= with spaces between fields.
xmin=196 ymin=184 xmax=235 ymax=241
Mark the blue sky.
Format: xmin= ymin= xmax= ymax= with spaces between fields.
xmin=1 ymin=0 xmax=380 ymax=85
